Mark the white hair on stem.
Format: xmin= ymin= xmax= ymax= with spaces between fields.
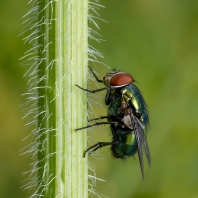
xmin=21 ymin=0 xmax=109 ymax=197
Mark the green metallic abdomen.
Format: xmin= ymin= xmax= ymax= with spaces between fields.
xmin=111 ymin=132 xmax=137 ymax=158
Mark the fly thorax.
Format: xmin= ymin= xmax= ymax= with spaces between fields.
xmin=121 ymin=88 xmax=133 ymax=102
xmin=131 ymin=97 xmax=140 ymax=111
xmin=121 ymin=102 xmax=127 ymax=109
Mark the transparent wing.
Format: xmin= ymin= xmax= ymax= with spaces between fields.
xmin=129 ymin=113 xmax=151 ymax=180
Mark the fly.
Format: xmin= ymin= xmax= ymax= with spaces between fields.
xmin=75 ymin=66 xmax=151 ymax=180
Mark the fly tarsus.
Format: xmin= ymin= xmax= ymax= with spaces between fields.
xmin=83 ymin=141 xmax=118 ymax=157
xmin=75 ymin=84 xmax=107 ymax=93
xmin=88 ymin=66 xmax=103 ymax=83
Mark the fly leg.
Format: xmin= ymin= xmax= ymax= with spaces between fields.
xmin=75 ymin=85 xmax=107 ymax=93
xmin=75 ymin=66 xmax=107 ymax=93
xmin=88 ymin=66 xmax=103 ymax=83
xmin=83 ymin=141 xmax=117 ymax=157
xmin=75 ymin=121 xmax=118 ymax=131
xmin=83 ymin=124 xmax=119 ymax=157
xmin=88 ymin=116 xmax=109 ymax=122
xmin=88 ymin=115 xmax=119 ymax=122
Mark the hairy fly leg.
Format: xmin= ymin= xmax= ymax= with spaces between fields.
xmin=83 ymin=124 xmax=119 ymax=157
xmin=88 ymin=66 xmax=103 ymax=83
xmin=88 ymin=116 xmax=109 ymax=122
xmin=83 ymin=141 xmax=117 ymax=157
xmin=75 ymin=121 xmax=118 ymax=131
xmin=75 ymin=84 xmax=107 ymax=93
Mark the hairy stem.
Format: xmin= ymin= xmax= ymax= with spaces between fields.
xmin=34 ymin=0 xmax=88 ymax=197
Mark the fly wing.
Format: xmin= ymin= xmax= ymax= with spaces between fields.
xmin=129 ymin=113 xmax=151 ymax=180
xmin=133 ymin=114 xmax=151 ymax=167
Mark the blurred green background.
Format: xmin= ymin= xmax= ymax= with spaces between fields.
xmin=0 ymin=0 xmax=32 ymax=197
xmin=1 ymin=0 xmax=198 ymax=197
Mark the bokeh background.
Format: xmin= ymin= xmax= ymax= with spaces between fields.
xmin=1 ymin=0 xmax=198 ymax=197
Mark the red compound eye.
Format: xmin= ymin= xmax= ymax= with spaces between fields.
xmin=110 ymin=73 xmax=133 ymax=87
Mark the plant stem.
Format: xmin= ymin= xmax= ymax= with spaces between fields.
xmin=35 ymin=0 xmax=88 ymax=197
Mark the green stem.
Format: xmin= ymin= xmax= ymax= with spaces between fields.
xmin=35 ymin=0 xmax=88 ymax=197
